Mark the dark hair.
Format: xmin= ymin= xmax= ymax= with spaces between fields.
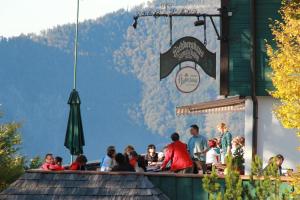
xmin=45 ymin=153 xmax=53 ymax=160
xmin=276 ymin=154 xmax=284 ymax=161
xmin=55 ymin=156 xmax=62 ymax=163
xmin=129 ymin=151 xmax=138 ymax=158
xmin=107 ymin=146 xmax=116 ymax=158
xmin=171 ymin=132 xmax=180 ymax=141
xmin=115 ymin=153 xmax=125 ymax=164
xmin=190 ymin=124 xmax=199 ymax=132
xmin=147 ymin=144 xmax=156 ymax=150
xmin=75 ymin=154 xmax=87 ymax=164
xmin=124 ymin=145 xmax=135 ymax=154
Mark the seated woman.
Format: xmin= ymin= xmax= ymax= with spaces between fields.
xmin=41 ymin=153 xmax=55 ymax=170
xmin=144 ymin=144 xmax=158 ymax=166
xmin=100 ymin=146 xmax=116 ymax=172
xmin=129 ymin=151 xmax=146 ymax=172
xmin=69 ymin=154 xmax=88 ymax=170
xmin=112 ymin=153 xmax=135 ymax=172
xmin=124 ymin=145 xmax=135 ymax=164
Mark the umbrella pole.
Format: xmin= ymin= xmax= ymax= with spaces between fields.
xmin=73 ymin=0 xmax=79 ymax=90
xmin=70 ymin=0 xmax=79 ymax=164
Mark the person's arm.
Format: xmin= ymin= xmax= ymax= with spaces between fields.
xmin=161 ymin=145 xmax=173 ymax=170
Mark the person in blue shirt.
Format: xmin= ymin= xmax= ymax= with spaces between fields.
xmin=188 ymin=124 xmax=209 ymax=174
xmin=218 ymin=123 xmax=232 ymax=164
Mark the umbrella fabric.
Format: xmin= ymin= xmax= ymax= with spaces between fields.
xmin=64 ymin=89 xmax=85 ymax=155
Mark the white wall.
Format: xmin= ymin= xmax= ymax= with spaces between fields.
xmin=257 ymin=96 xmax=299 ymax=171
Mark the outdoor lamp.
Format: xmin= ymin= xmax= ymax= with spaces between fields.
xmin=194 ymin=17 xmax=205 ymax=26
xmin=132 ymin=16 xmax=138 ymax=29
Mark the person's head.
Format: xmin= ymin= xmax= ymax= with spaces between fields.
xmin=129 ymin=151 xmax=138 ymax=159
xmin=44 ymin=153 xmax=54 ymax=164
xmin=217 ymin=123 xmax=228 ymax=133
xmin=208 ymin=140 xmax=217 ymax=148
xmin=75 ymin=154 xmax=88 ymax=166
xmin=115 ymin=153 xmax=126 ymax=165
xmin=171 ymin=132 xmax=180 ymax=142
xmin=55 ymin=156 xmax=63 ymax=166
xmin=147 ymin=144 xmax=156 ymax=155
xmin=124 ymin=145 xmax=135 ymax=156
xmin=275 ymin=154 xmax=284 ymax=166
xmin=239 ymin=136 xmax=245 ymax=146
xmin=107 ymin=146 xmax=116 ymax=158
xmin=232 ymin=137 xmax=239 ymax=147
xmin=190 ymin=124 xmax=199 ymax=136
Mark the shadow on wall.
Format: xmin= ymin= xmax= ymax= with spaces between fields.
xmin=257 ymin=96 xmax=299 ymax=170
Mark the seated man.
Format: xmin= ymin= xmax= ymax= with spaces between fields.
xmin=161 ymin=133 xmax=193 ymax=174
xmin=100 ymin=146 xmax=116 ymax=172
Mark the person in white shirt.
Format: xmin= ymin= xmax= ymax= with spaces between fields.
xmin=100 ymin=146 xmax=116 ymax=172
xmin=206 ymin=140 xmax=220 ymax=166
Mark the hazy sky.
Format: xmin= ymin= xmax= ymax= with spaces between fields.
xmin=0 ymin=0 xmax=149 ymax=37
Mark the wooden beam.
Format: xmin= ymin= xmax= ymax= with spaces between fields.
xmin=220 ymin=0 xmax=230 ymax=96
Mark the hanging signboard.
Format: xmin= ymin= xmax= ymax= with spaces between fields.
xmin=160 ymin=36 xmax=216 ymax=80
xmin=175 ymin=66 xmax=200 ymax=93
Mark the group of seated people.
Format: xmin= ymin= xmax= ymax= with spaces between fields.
xmin=40 ymin=122 xmax=286 ymax=176
xmin=41 ymin=153 xmax=87 ymax=171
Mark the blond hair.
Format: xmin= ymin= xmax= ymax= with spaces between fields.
xmin=217 ymin=122 xmax=228 ymax=131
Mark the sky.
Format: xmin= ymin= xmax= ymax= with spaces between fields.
xmin=0 ymin=0 xmax=149 ymax=37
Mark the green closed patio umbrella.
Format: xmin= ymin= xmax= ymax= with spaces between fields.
xmin=64 ymin=89 xmax=85 ymax=156
xmin=64 ymin=0 xmax=85 ymax=160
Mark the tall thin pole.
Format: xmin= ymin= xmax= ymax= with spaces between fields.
xmin=73 ymin=0 xmax=79 ymax=90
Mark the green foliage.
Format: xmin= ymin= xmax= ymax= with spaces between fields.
xmin=223 ymin=155 xmax=243 ymax=200
xmin=232 ymin=146 xmax=245 ymax=173
xmin=24 ymin=156 xmax=43 ymax=170
xmin=0 ymin=122 xmax=24 ymax=191
xmin=245 ymin=155 xmax=290 ymax=200
xmin=203 ymin=167 xmax=222 ymax=200
xmin=203 ymin=155 xmax=292 ymax=200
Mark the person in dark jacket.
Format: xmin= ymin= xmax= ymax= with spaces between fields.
xmin=161 ymin=133 xmax=193 ymax=174
xmin=112 ymin=153 xmax=135 ymax=172
xmin=145 ymin=144 xmax=158 ymax=165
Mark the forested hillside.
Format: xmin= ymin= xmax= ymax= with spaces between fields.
xmin=0 ymin=0 xmax=244 ymax=161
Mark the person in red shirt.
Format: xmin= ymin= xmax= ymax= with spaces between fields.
xmin=69 ymin=154 xmax=88 ymax=170
xmin=40 ymin=153 xmax=55 ymax=170
xmin=51 ymin=156 xmax=65 ymax=171
xmin=161 ymin=133 xmax=193 ymax=174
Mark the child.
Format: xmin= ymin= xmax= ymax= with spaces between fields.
xmin=41 ymin=153 xmax=55 ymax=170
xmin=206 ymin=140 xmax=220 ymax=166
xmin=52 ymin=156 xmax=64 ymax=171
